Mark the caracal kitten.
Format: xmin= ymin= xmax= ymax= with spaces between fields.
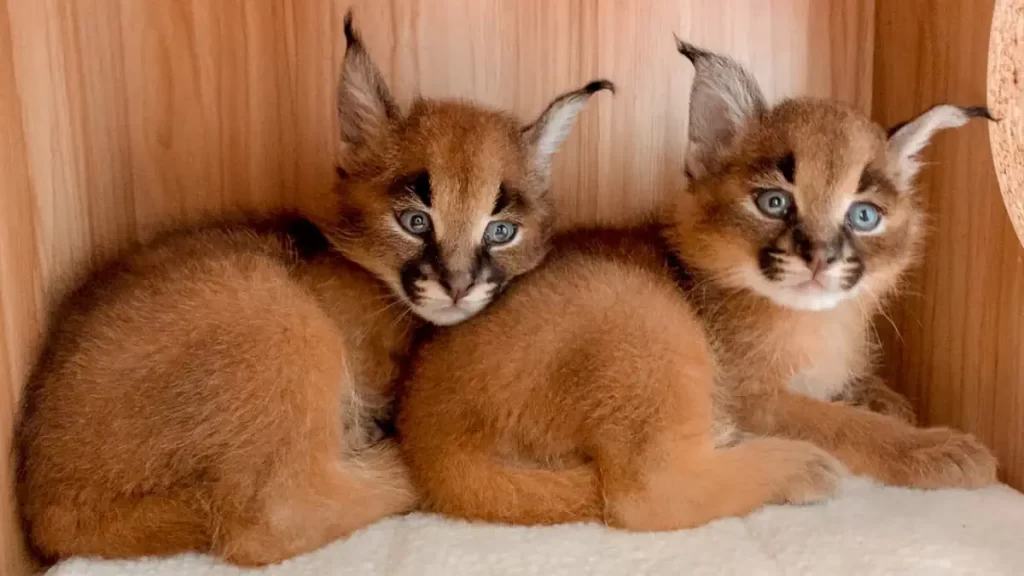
xmin=17 ymin=13 xmax=610 ymax=565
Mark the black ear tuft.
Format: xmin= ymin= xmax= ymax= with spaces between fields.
xmin=522 ymin=80 xmax=612 ymax=183
xmin=584 ymin=80 xmax=616 ymax=96
xmin=886 ymin=104 xmax=994 ymax=190
xmin=674 ymin=34 xmax=711 ymax=64
xmin=343 ymin=10 xmax=358 ymax=48
xmin=887 ymin=105 xmax=998 ymax=138
xmin=962 ymin=106 xmax=998 ymax=122
xmin=336 ymin=10 xmax=398 ymax=149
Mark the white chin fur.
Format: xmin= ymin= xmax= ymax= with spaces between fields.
xmin=407 ymin=280 xmax=496 ymax=326
xmin=414 ymin=304 xmax=476 ymax=326
xmin=742 ymin=267 xmax=851 ymax=311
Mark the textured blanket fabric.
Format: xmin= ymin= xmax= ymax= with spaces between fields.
xmin=50 ymin=479 xmax=1024 ymax=575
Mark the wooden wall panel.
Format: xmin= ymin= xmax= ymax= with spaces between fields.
xmin=0 ymin=1 xmax=41 ymax=571
xmin=0 ymin=1 xmax=874 ymax=573
xmin=874 ymin=0 xmax=1024 ymax=490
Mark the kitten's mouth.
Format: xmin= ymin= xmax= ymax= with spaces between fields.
xmin=413 ymin=301 xmax=482 ymax=326
xmin=747 ymin=266 xmax=850 ymax=311
xmin=794 ymin=277 xmax=828 ymax=290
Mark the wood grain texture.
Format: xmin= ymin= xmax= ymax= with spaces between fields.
xmin=0 ymin=1 xmax=874 ymax=572
xmin=874 ymin=0 xmax=1024 ymax=491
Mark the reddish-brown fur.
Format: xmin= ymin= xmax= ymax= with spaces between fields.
xmin=397 ymin=41 xmax=996 ymax=530
xmin=399 ymin=227 xmax=845 ymax=528
xmin=15 ymin=14 xmax=608 ymax=566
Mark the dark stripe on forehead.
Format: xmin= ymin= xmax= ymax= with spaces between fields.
xmin=857 ymin=169 xmax=877 ymax=192
xmin=493 ymin=184 xmax=527 ymax=215
xmin=777 ymin=153 xmax=796 ymax=183
xmin=390 ymin=170 xmax=432 ymax=207
xmin=750 ymin=153 xmax=796 ymax=183
xmin=858 ymin=167 xmax=899 ymax=197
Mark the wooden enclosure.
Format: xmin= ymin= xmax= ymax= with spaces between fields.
xmin=0 ymin=1 xmax=1019 ymax=573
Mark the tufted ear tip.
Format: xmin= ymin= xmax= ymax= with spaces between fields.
xmin=522 ymin=80 xmax=612 ymax=182
xmin=961 ymin=106 xmax=998 ymax=122
xmin=583 ymin=79 xmax=616 ymax=96
xmin=336 ymin=10 xmax=399 ymax=148
xmin=674 ymin=35 xmax=712 ymax=65
xmin=343 ymin=10 xmax=358 ymax=48
xmin=886 ymin=104 xmax=993 ymax=190
xmin=677 ymin=39 xmax=766 ymax=178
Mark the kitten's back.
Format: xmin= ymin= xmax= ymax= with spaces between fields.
xmin=17 ymin=219 xmax=384 ymax=560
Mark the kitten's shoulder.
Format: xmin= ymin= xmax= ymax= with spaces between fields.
xmin=550 ymin=223 xmax=690 ymax=288
xmin=552 ymin=223 xmax=663 ymax=265
xmin=50 ymin=214 xmax=334 ymax=321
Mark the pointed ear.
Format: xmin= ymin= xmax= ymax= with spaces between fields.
xmin=676 ymin=37 xmax=767 ymax=178
xmin=522 ymin=80 xmax=614 ymax=184
xmin=886 ymin=105 xmax=995 ymax=190
xmin=337 ymin=11 xmax=400 ymax=149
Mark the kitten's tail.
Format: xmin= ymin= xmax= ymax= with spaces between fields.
xmin=416 ymin=449 xmax=603 ymax=525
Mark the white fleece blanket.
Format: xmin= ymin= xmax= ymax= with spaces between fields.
xmin=50 ymin=478 xmax=1024 ymax=576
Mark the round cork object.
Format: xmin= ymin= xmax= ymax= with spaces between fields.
xmin=988 ymin=0 xmax=1024 ymax=246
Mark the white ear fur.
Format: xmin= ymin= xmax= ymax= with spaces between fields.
xmin=522 ymin=80 xmax=614 ymax=183
xmin=886 ymin=105 xmax=994 ymax=190
xmin=677 ymin=37 xmax=767 ymax=178
xmin=337 ymin=12 xmax=399 ymax=149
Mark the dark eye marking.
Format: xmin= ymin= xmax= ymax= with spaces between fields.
xmin=409 ymin=171 xmax=431 ymax=207
xmin=493 ymin=184 xmax=527 ymax=215
xmin=493 ymin=184 xmax=511 ymax=215
xmin=776 ymin=153 xmax=796 ymax=184
xmin=857 ymin=168 xmax=898 ymax=197
xmin=390 ymin=170 xmax=432 ymax=207
xmin=399 ymin=228 xmax=444 ymax=306
xmin=750 ymin=153 xmax=796 ymax=184
xmin=857 ymin=169 xmax=876 ymax=192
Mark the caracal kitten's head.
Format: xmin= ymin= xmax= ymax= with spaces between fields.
xmin=322 ymin=13 xmax=611 ymax=325
xmin=670 ymin=39 xmax=991 ymax=311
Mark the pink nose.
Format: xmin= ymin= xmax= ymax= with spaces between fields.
xmin=445 ymin=272 xmax=473 ymax=302
xmin=806 ymin=244 xmax=838 ymax=277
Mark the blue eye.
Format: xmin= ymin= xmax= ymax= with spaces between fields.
xmin=398 ymin=210 xmax=432 ymax=235
xmin=846 ymin=202 xmax=882 ymax=232
xmin=484 ymin=221 xmax=517 ymax=245
xmin=754 ymin=189 xmax=792 ymax=218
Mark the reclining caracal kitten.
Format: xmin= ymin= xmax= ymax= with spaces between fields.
xmin=667 ymin=41 xmax=996 ymax=489
xmin=16 ymin=14 xmax=610 ymax=566
xmin=397 ymin=41 xmax=996 ymax=528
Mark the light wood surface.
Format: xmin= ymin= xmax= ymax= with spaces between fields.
xmin=874 ymin=0 xmax=1024 ymax=490
xmin=0 ymin=0 xmax=895 ymax=572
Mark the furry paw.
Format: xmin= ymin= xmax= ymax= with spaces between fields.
xmin=757 ymin=438 xmax=848 ymax=505
xmin=892 ymin=428 xmax=998 ymax=489
xmin=861 ymin=386 xmax=918 ymax=425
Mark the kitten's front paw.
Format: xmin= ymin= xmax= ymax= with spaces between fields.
xmin=760 ymin=438 xmax=847 ymax=505
xmin=893 ymin=428 xmax=998 ymax=489
xmin=864 ymin=387 xmax=918 ymax=425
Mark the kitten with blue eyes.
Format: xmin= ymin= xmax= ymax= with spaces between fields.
xmin=669 ymin=43 xmax=997 ymax=488
xmin=16 ymin=12 xmax=610 ymax=567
